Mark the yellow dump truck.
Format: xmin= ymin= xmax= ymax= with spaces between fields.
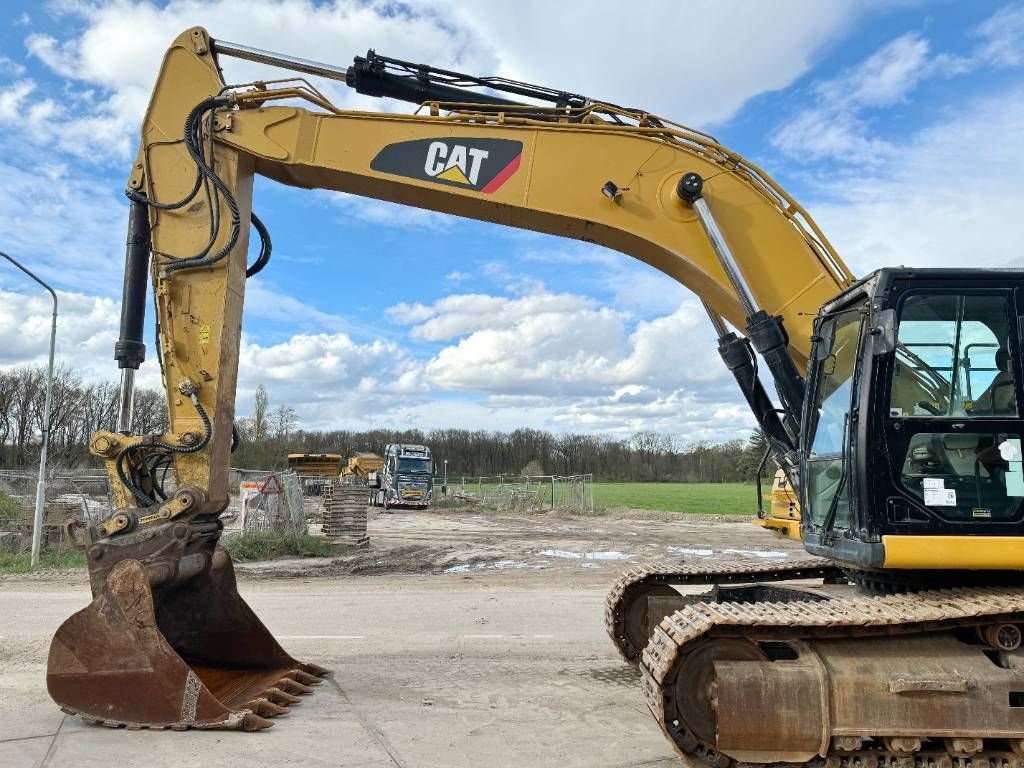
xmin=341 ymin=453 xmax=385 ymax=485
xmin=287 ymin=453 xmax=342 ymax=495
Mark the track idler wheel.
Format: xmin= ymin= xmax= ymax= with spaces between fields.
xmin=47 ymin=551 xmax=329 ymax=730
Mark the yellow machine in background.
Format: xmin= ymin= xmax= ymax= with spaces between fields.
xmin=341 ymin=453 xmax=384 ymax=484
xmin=754 ymin=468 xmax=801 ymax=540
xmin=286 ymin=453 xmax=341 ymax=478
xmin=287 ymin=453 xmax=342 ymax=495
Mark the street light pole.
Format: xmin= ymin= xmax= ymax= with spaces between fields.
xmin=1 ymin=252 xmax=58 ymax=569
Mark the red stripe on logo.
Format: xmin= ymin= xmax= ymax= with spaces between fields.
xmin=480 ymin=154 xmax=521 ymax=194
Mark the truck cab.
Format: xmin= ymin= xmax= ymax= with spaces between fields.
xmin=371 ymin=443 xmax=434 ymax=509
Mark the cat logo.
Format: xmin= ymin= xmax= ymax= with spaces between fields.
xmin=370 ymin=138 xmax=523 ymax=194
xmin=424 ymin=142 xmax=489 ymax=185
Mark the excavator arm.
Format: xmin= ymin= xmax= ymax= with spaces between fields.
xmin=49 ymin=27 xmax=855 ymax=733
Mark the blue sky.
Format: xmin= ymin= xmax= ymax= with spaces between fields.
xmin=1 ymin=1 xmax=1022 ymax=441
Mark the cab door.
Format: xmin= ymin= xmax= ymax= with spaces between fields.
xmin=880 ymin=287 xmax=1024 ymax=533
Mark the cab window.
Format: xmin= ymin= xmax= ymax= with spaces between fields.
xmin=890 ymin=294 xmax=1017 ymax=418
xmin=805 ymin=309 xmax=862 ymax=528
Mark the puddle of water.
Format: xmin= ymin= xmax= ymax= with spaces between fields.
xmin=723 ymin=548 xmax=789 ymax=559
xmin=538 ymin=549 xmax=631 ymax=561
xmin=665 ymin=546 xmax=789 ymax=560
xmin=667 ymin=547 xmax=713 ymax=557
xmin=586 ymin=551 xmax=631 ymax=560
xmin=444 ymin=560 xmax=535 ymax=574
xmin=539 ymin=549 xmax=581 ymax=559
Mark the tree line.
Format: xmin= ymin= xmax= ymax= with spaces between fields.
xmin=0 ymin=369 xmax=767 ymax=483
xmin=0 ymin=365 xmax=167 ymax=469
xmin=231 ymin=387 xmax=769 ymax=482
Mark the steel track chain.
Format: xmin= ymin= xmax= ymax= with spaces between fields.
xmin=604 ymin=556 xmax=845 ymax=662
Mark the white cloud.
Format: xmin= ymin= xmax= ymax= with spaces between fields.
xmin=551 ymin=388 xmax=754 ymax=439
xmin=974 ymin=4 xmax=1024 ymax=68
xmin=0 ymin=287 xmax=162 ymax=386
xmin=244 ymin=278 xmax=381 ymax=338
xmin=0 ymin=278 xmax=751 ymax=439
xmin=774 ymin=7 xmax=1024 ymax=164
xmin=326 ymin=192 xmax=456 ymax=231
xmin=19 ymin=0 xmax=494 ymax=164
xmin=812 ymin=84 xmax=1024 ymax=274
xmin=0 ymin=159 xmax=125 ymax=295
xmin=268 ymin=286 xmax=745 ymax=438
xmin=235 ymin=328 xmax=425 ymax=428
xmin=519 ymin=243 xmax=688 ymax=316
xmin=17 ymin=0 xmax=862 ymax=168
xmin=834 ymin=33 xmax=932 ymax=108
xmin=390 ymin=291 xmax=730 ymax=405
xmin=408 ymin=0 xmax=860 ymax=125
xmin=0 ymin=80 xmax=35 ymax=120
xmin=0 ymin=56 xmax=26 ymax=77
xmin=773 ymin=33 xmax=932 ymax=163
xmin=389 ymin=292 xmax=598 ymax=341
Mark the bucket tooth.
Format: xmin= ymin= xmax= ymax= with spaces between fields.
xmin=47 ymin=547 xmax=330 ymax=731
xmin=263 ymin=687 xmax=302 ymax=705
xmin=246 ymin=698 xmax=291 ymax=717
xmin=275 ymin=678 xmax=314 ymax=695
xmin=299 ymin=662 xmax=330 ymax=678
xmin=239 ymin=713 xmax=275 ymax=732
xmin=286 ymin=669 xmax=324 ymax=686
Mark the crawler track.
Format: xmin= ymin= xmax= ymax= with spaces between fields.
xmin=638 ymin=581 xmax=1024 ymax=767
xmin=604 ymin=556 xmax=845 ymax=662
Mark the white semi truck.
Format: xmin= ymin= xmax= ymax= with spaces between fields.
xmin=370 ymin=443 xmax=434 ymax=509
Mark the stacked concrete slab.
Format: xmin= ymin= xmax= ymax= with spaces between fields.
xmin=322 ymin=480 xmax=369 ymax=547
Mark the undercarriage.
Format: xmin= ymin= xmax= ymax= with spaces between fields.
xmin=606 ymin=559 xmax=1024 ymax=767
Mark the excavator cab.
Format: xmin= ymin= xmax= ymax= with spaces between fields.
xmin=801 ymin=268 xmax=1024 ymax=579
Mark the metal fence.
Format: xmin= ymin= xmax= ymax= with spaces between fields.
xmin=441 ymin=474 xmax=594 ymax=515
xmin=0 ymin=467 xmax=315 ymax=555
xmin=223 ymin=469 xmax=312 ymax=539
xmin=0 ymin=469 xmax=112 ymax=554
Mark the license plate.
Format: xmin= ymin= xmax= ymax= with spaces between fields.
xmin=401 ymin=490 xmax=423 ymax=498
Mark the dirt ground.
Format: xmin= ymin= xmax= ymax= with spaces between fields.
xmin=0 ymin=507 xmax=804 ymax=768
xmin=245 ymin=507 xmax=805 ymax=581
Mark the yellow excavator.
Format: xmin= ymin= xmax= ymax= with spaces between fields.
xmin=754 ymin=468 xmax=802 ymax=540
xmin=49 ymin=28 xmax=1024 ymax=763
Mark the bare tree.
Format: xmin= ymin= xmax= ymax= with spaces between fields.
xmin=250 ymin=385 xmax=270 ymax=443
xmin=272 ymin=404 xmax=297 ymax=441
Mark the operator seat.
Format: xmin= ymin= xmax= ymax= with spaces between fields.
xmin=973 ymin=348 xmax=1017 ymax=415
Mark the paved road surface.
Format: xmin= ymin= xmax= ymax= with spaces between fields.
xmin=0 ymin=573 xmax=680 ymax=768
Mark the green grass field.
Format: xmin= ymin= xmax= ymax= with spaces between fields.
xmin=0 ymin=550 xmax=88 ymax=573
xmin=223 ymin=532 xmax=337 ymax=562
xmin=593 ymin=482 xmax=758 ymax=516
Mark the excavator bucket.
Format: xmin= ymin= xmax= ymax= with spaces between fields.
xmin=47 ymin=551 xmax=329 ymax=731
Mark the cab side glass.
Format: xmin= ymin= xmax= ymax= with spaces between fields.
xmin=889 ymin=294 xmax=1017 ymax=418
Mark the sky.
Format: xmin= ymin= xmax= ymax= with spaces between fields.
xmin=0 ymin=1 xmax=1022 ymax=443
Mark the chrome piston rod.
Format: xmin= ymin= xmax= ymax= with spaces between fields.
xmin=683 ymin=172 xmax=804 ymax=447
xmin=116 ymin=368 xmax=136 ymax=435
xmin=211 ymin=39 xmax=350 ymax=83
xmin=681 ymin=180 xmax=761 ymax=318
